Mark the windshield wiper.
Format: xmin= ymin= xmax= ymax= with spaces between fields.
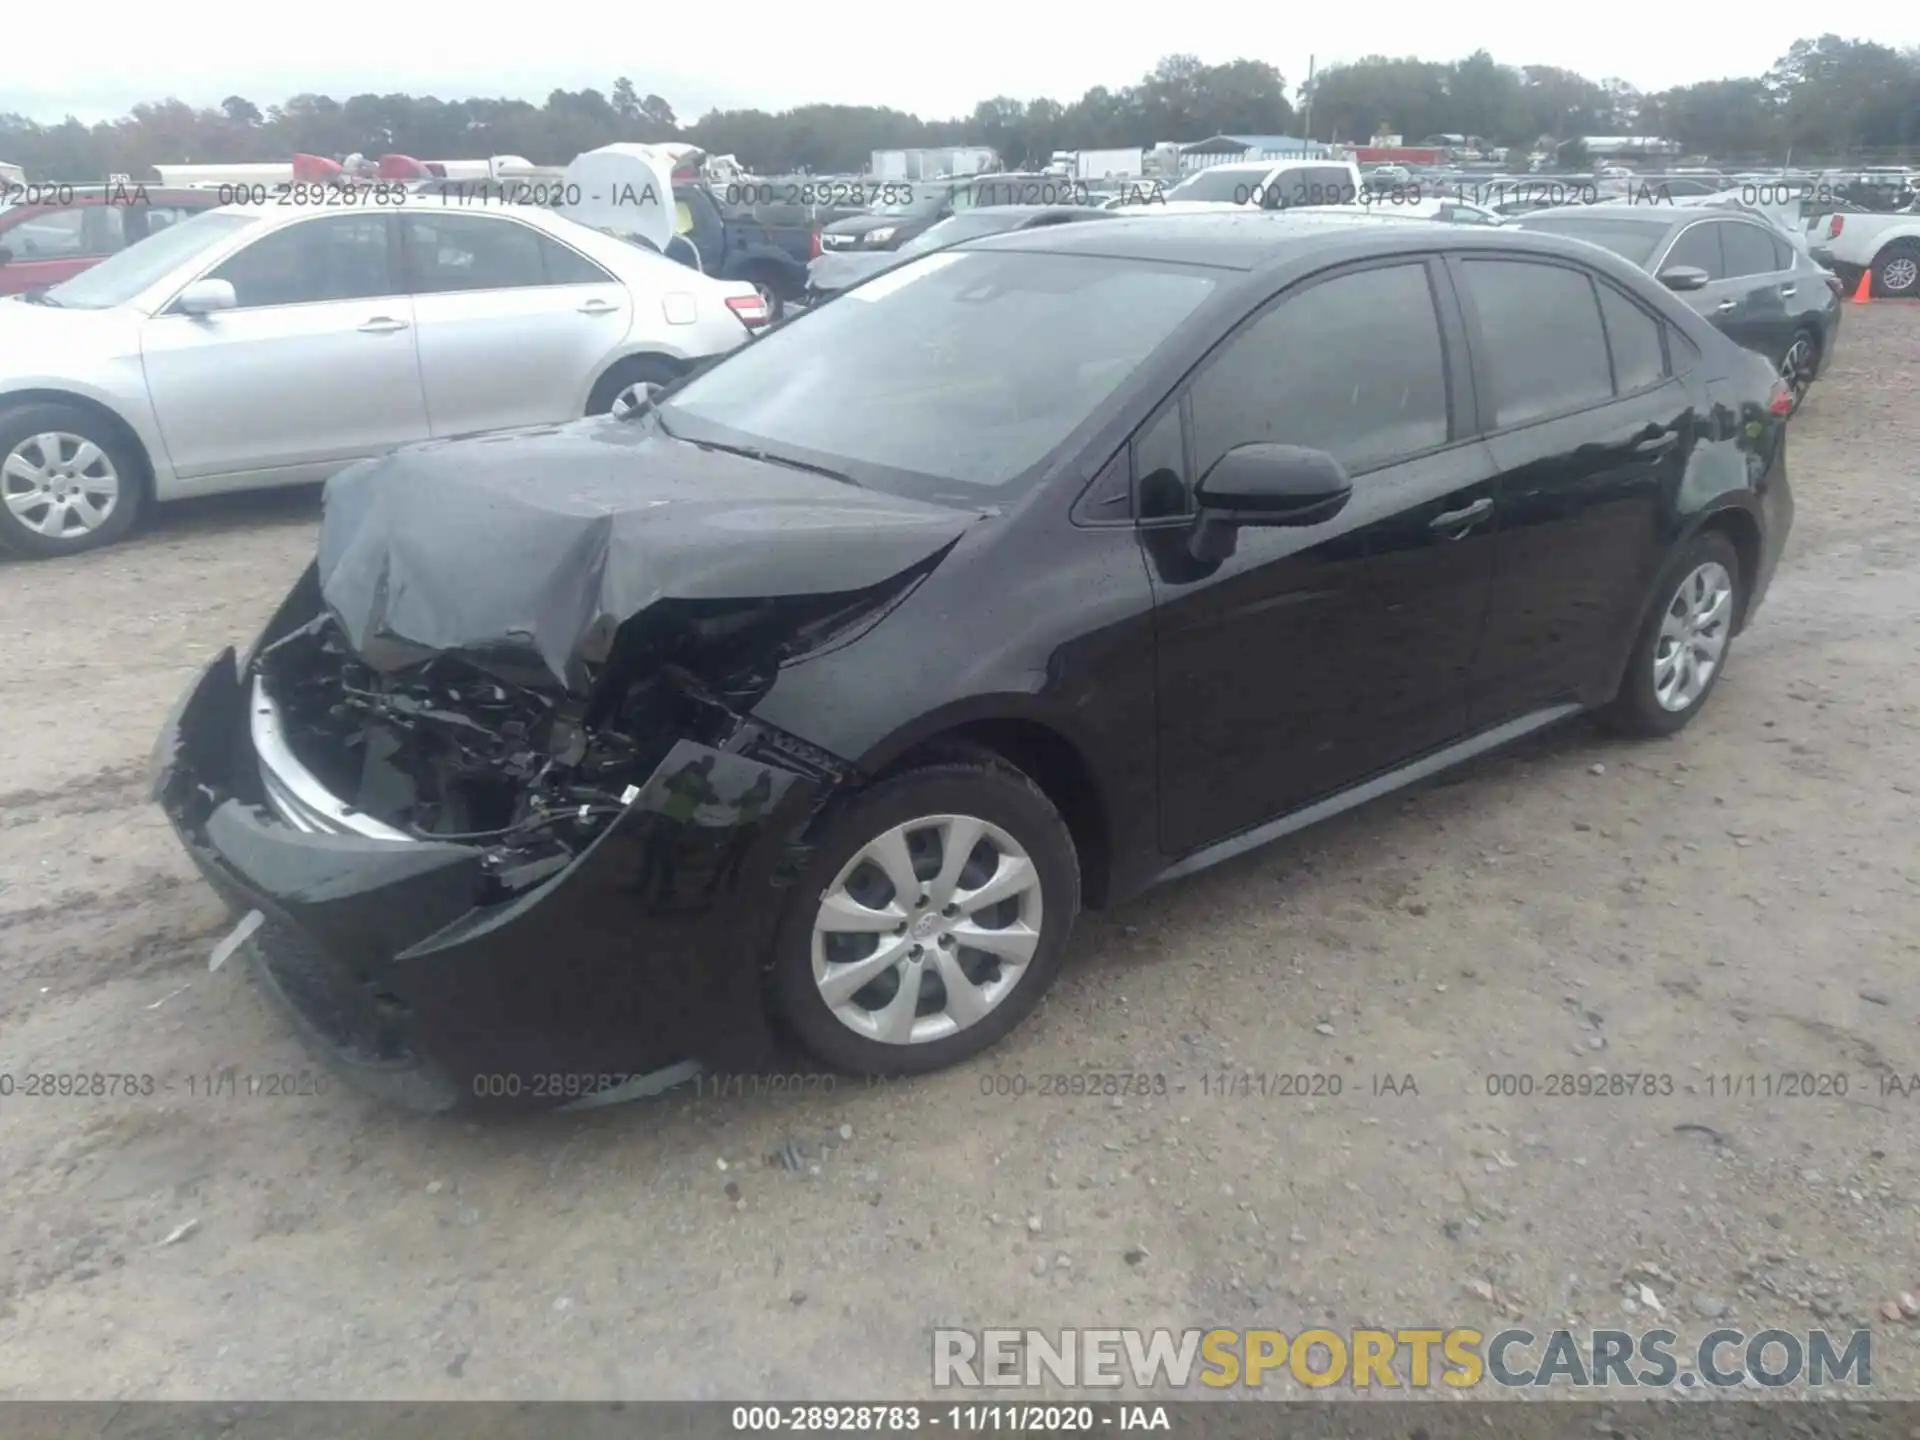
xmin=21 ymin=289 xmax=61 ymax=307
xmin=686 ymin=437 xmax=862 ymax=487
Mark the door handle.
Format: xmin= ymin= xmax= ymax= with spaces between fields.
xmin=1428 ymin=497 xmax=1492 ymax=533
xmin=577 ymin=299 xmax=620 ymax=315
xmin=1778 ymin=284 xmax=1796 ymax=296
xmin=1714 ymin=299 xmax=1737 ymax=312
xmin=357 ymin=316 xmax=409 ymax=333
xmin=1632 ymin=431 xmax=1679 ymax=456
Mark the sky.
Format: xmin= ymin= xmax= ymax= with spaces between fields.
xmin=9 ymin=0 xmax=1917 ymax=125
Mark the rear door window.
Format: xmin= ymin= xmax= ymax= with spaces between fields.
xmin=1595 ymin=282 xmax=1668 ymax=394
xmin=1721 ymin=221 xmax=1783 ymax=278
xmin=1459 ymin=259 xmax=1614 ymax=428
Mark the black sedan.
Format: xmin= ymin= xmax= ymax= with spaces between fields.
xmin=154 ymin=214 xmax=1794 ymax=1112
xmin=1511 ymin=203 xmax=1842 ymax=412
xmin=806 ymin=204 xmax=1120 ymax=302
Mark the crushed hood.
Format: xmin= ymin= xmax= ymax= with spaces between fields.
xmin=317 ymin=417 xmax=976 ymax=688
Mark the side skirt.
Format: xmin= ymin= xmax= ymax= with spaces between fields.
xmin=1151 ymin=703 xmax=1585 ymax=887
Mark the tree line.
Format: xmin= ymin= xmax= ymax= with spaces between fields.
xmin=3 ymin=36 xmax=1916 ymax=182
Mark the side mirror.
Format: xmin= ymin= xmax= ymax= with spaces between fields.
xmin=1196 ymin=443 xmax=1352 ymax=522
xmin=175 ymin=278 xmax=237 ymax=316
xmin=1189 ymin=443 xmax=1352 ymax=561
xmin=1658 ymin=265 xmax=1710 ymax=293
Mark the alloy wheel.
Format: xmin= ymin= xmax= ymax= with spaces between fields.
xmin=1881 ymin=255 xmax=1918 ymax=294
xmin=1652 ymin=561 xmax=1733 ymax=713
xmin=609 ymin=381 xmax=661 ymax=419
xmin=811 ymin=813 xmax=1044 ymax=1045
xmin=1778 ymin=337 xmax=1816 ymax=410
xmin=2 ymin=431 xmax=121 ymax=539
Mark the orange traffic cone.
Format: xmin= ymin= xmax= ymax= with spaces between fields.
xmin=1851 ymin=268 xmax=1872 ymax=303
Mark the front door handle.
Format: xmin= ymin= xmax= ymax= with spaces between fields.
xmin=577 ymin=299 xmax=620 ymax=315
xmin=1714 ymin=298 xmax=1737 ymax=313
xmin=1632 ymin=430 xmax=1679 ymax=456
xmin=1429 ymin=497 xmax=1493 ymax=533
xmin=357 ymin=316 xmax=409 ymax=333
xmin=1778 ymin=284 xmax=1796 ymax=296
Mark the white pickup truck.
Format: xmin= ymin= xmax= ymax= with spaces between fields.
xmin=1806 ymin=208 xmax=1920 ymax=297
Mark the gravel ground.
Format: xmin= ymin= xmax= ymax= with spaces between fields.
xmin=0 ymin=307 xmax=1917 ymax=1404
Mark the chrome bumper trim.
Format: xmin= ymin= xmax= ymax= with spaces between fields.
xmin=249 ymin=675 xmax=416 ymax=843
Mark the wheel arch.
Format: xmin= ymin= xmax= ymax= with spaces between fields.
xmin=1695 ymin=504 xmax=1763 ymax=633
xmin=0 ymin=387 xmax=157 ymax=499
xmin=868 ymin=714 xmax=1116 ymax=910
xmin=582 ymin=349 xmax=691 ymax=416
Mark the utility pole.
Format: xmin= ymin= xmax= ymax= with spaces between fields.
xmin=1301 ymin=54 xmax=1316 ymax=150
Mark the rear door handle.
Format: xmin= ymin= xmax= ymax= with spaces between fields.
xmin=577 ymin=299 xmax=620 ymax=315
xmin=1778 ymin=284 xmax=1796 ymax=296
xmin=1633 ymin=431 xmax=1679 ymax=456
xmin=1714 ymin=299 xmax=1737 ymax=313
xmin=1429 ymin=497 xmax=1492 ymax=533
xmin=357 ymin=316 xmax=409 ymax=333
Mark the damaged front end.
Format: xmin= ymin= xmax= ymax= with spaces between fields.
xmin=152 ymin=563 xmax=918 ymax=1112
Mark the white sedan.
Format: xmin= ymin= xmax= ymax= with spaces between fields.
xmin=0 ymin=196 xmax=769 ymax=556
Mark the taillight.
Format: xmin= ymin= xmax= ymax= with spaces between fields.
xmin=1767 ymin=379 xmax=1795 ymax=417
xmin=1827 ymin=215 xmax=1844 ymax=239
xmin=809 ymin=227 xmax=822 ymax=259
xmin=726 ymin=293 xmax=770 ymax=329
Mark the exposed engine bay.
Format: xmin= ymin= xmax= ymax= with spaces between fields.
xmin=249 ymin=585 xmax=889 ymax=891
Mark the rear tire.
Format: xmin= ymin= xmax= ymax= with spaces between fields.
xmin=1776 ymin=327 xmax=1819 ymax=413
xmin=1873 ymin=241 xmax=1920 ymax=298
xmin=769 ymin=756 xmax=1080 ymax=1077
xmin=0 ymin=401 xmax=145 ymax=559
xmin=1596 ymin=531 xmax=1743 ymax=738
xmin=586 ymin=355 xmax=682 ymax=418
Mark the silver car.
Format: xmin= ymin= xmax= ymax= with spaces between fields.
xmin=0 ymin=197 xmax=769 ymax=557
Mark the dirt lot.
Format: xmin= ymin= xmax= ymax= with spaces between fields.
xmin=1 ymin=308 xmax=1917 ymax=1404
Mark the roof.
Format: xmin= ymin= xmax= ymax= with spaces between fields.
xmin=1513 ymin=204 xmax=1688 ymax=227
xmin=1180 ymin=134 xmax=1315 ymax=155
xmin=957 ymin=208 xmax=1567 ymax=271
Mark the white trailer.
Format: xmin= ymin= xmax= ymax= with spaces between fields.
xmin=869 ymin=147 xmax=996 ymax=181
xmin=1073 ymin=148 xmax=1146 ymax=180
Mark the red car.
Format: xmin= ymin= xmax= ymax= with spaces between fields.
xmin=0 ymin=184 xmax=224 ymax=295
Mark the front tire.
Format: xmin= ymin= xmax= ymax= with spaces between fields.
xmin=770 ymin=756 xmax=1080 ymax=1076
xmin=0 ymin=401 xmax=145 ymax=558
xmin=1597 ymin=531 xmax=1743 ymax=738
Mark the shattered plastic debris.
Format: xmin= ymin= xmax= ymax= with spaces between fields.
xmin=208 ymin=910 xmax=264 ymax=972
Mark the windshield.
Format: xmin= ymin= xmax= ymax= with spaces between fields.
xmin=661 ymin=250 xmax=1218 ymax=499
xmin=1511 ymin=214 xmax=1666 ymax=267
xmin=1166 ymin=169 xmax=1263 ymax=203
xmin=44 ymin=210 xmax=253 ymax=309
xmin=893 ymin=212 xmax=1023 ymax=258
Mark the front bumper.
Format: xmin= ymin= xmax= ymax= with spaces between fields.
xmin=153 ymin=649 xmax=825 ymax=1110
